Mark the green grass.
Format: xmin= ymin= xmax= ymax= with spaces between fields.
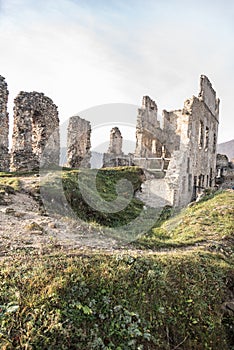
xmin=134 ymin=191 xmax=234 ymax=250
xmin=0 ymin=171 xmax=233 ymax=349
xmin=0 ymin=251 xmax=233 ymax=349
xmin=0 ymin=177 xmax=21 ymax=199
xmin=41 ymin=167 xmax=145 ymax=227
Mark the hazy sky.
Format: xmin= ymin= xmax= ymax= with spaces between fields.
xmin=0 ymin=0 xmax=233 ymax=144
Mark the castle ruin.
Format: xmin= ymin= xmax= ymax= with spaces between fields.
xmin=0 ymin=76 xmax=9 ymax=171
xmin=0 ymin=73 xmax=222 ymax=208
xmin=216 ymin=154 xmax=234 ymax=189
xmin=103 ymin=75 xmax=220 ymax=208
xmin=66 ymin=116 xmax=91 ymax=168
xmin=103 ymin=127 xmax=131 ymax=167
xmin=11 ymin=92 xmax=60 ymax=171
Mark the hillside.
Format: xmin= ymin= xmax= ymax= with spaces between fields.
xmin=218 ymin=139 xmax=234 ymax=160
xmin=0 ymin=170 xmax=233 ymax=349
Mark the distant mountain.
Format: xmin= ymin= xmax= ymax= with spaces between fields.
xmin=60 ymin=148 xmax=103 ymax=169
xmin=217 ymin=139 xmax=234 ymax=160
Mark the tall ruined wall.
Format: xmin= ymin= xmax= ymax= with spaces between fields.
xmin=11 ymin=92 xmax=60 ymax=171
xmin=136 ymin=75 xmax=220 ymax=208
xmin=0 ymin=76 xmax=9 ymax=171
xmin=103 ymin=127 xmax=130 ymax=167
xmin=107 ymin=127 xmax=123 ymax=154
xmin=164 ymin=75 xmax=219 ymax=207
xmin=198 ymin=75 xmax=219 ymax=118
xmin=135 ymin=96 xmax=163 ymax=158
xmin=66 ymin=116 xmax=91 ymax=168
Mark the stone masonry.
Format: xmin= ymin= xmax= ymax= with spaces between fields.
xmin=103 ymin=127 xmax=130 ymax=167
xmin=66 ymin=116 xmax=91 ymax=168
xmin=136 ymin=75 xmax=220 ymax=208
xmin=0 ymin=76 xmax=9 ymax=171
xmin=11 ymin=92 xmax=60 ymax=171
xmin=216 ymin=154 xmax=234 ymax=189
xmin=135 ymin=96 xmax=162 ymax=158
xmin=0 ymin=72 xmax=221 ymax=209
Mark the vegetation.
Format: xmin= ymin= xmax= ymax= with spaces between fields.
xmin=41 ymin=167 xmax=145 ymax=227
xmin=0 ymin=176 xmax=21 ymax=202
xmin=0 ymin=169 xmax=233 ymax=349
xmin=0 ymin=250 xmax=233 ymax=349
xmin=134 ymin=190 xmax=234 ymax=251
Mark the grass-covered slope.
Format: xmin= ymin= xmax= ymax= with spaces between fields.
xmin=0 ymin=251 xmax=233 ymax=349
xmin=41 ymin=167 xmax=145 ymax=227
xmin=135 ymin=190 xmax=234 ymax=251
xmin=0 ymin=170 xmax=233 ymax=349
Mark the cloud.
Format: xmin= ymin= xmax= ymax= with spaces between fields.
xmin=0 ymin=0 xmax=233 ymax=142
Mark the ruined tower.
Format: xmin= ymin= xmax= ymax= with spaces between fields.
xmin=0 ymin=76 xmax=9 ymax=171
xmin=66 ymin=116 xmax=91 ymax=168
xmin=107 ymin=127 xmax=123 ymax=154
xmin=103 ymin=127 xmax=127 ymax=167
xmin=11 ymin=92 xmax=60 ymax=171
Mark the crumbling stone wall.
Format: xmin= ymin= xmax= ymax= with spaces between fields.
xmin=0 ymin=76 xmax=9 ymax=171
xmin=216 ymin=154 xmax=234 ymax=189
xmin=135 ymin=96 xmax=163 ymax=158
xmin=136 ymin=75 xmax=220 ymax=208
xmin=164 ymin=75 xmax=219 ymax=207
xmin=66 ymin=116 xmax=91 ymax=168
xmin=103 ymin=127 xmax=130 ymax=167
xmin=134 ymin=96 xmax=171 ymax=171
xmin=107 ymin=127 xmax=123 ymax=154
xmin=11 ymin=92 xmax=60 ymax=171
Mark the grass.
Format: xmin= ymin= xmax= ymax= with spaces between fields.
xmin=134 ymin=190 xmax=234 ymax=250
xmin=41 ymin=167 xmax=145 ymax=227
xmin=0 ymin=177 xmax=21 ymax=201
xmin=0 ymin=170 xmax=233 ymax=349
xmin=0 ymin=251 xmax=233 ymax=349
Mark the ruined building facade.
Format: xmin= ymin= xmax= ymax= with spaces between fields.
xmin=134 ymin=75 xmax=219 ymax=207
xmin=102 ymin=75 xmax=220 ymax=208
xmin=11 ymin=92 xmax=60 ymax=171
xmin=0 ymin=76 xmax=9 ymax=171
xmin=66 ymin=116 xmax=91 ymax=168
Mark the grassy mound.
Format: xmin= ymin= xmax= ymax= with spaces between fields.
xmin=41 ymin=167 xmax=145 ymax=227
xmin=135 ymin=190 xmax=234 ymax=251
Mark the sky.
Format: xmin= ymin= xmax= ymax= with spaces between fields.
xmin=0 ymin=0 xmax=234 ymax=147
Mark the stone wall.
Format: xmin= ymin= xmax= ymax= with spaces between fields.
xmin=103 ymin=127 xmax=131 ymax=167
xmin=199 ymin=75 xmax=219 ymax=117
xmin=0 ymin=76 xmax=9 ymax=171
xmin=135 ymin=96 xmax=163 ymax=158
xmin=135 ymin=75 xmax=220 ymax=208
xmin=164 ymin=76 xmax=219 ymax=207
xmin=66 ymin=116 xmax=91 ymax=168
xmin=216 ymin=154 xmax=234 ymax=189
xmin=11 ymin=92 xmax=60 ymax=171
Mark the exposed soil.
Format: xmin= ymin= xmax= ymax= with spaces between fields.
xmin=0 ymin=176 xmax=122 ymax=258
